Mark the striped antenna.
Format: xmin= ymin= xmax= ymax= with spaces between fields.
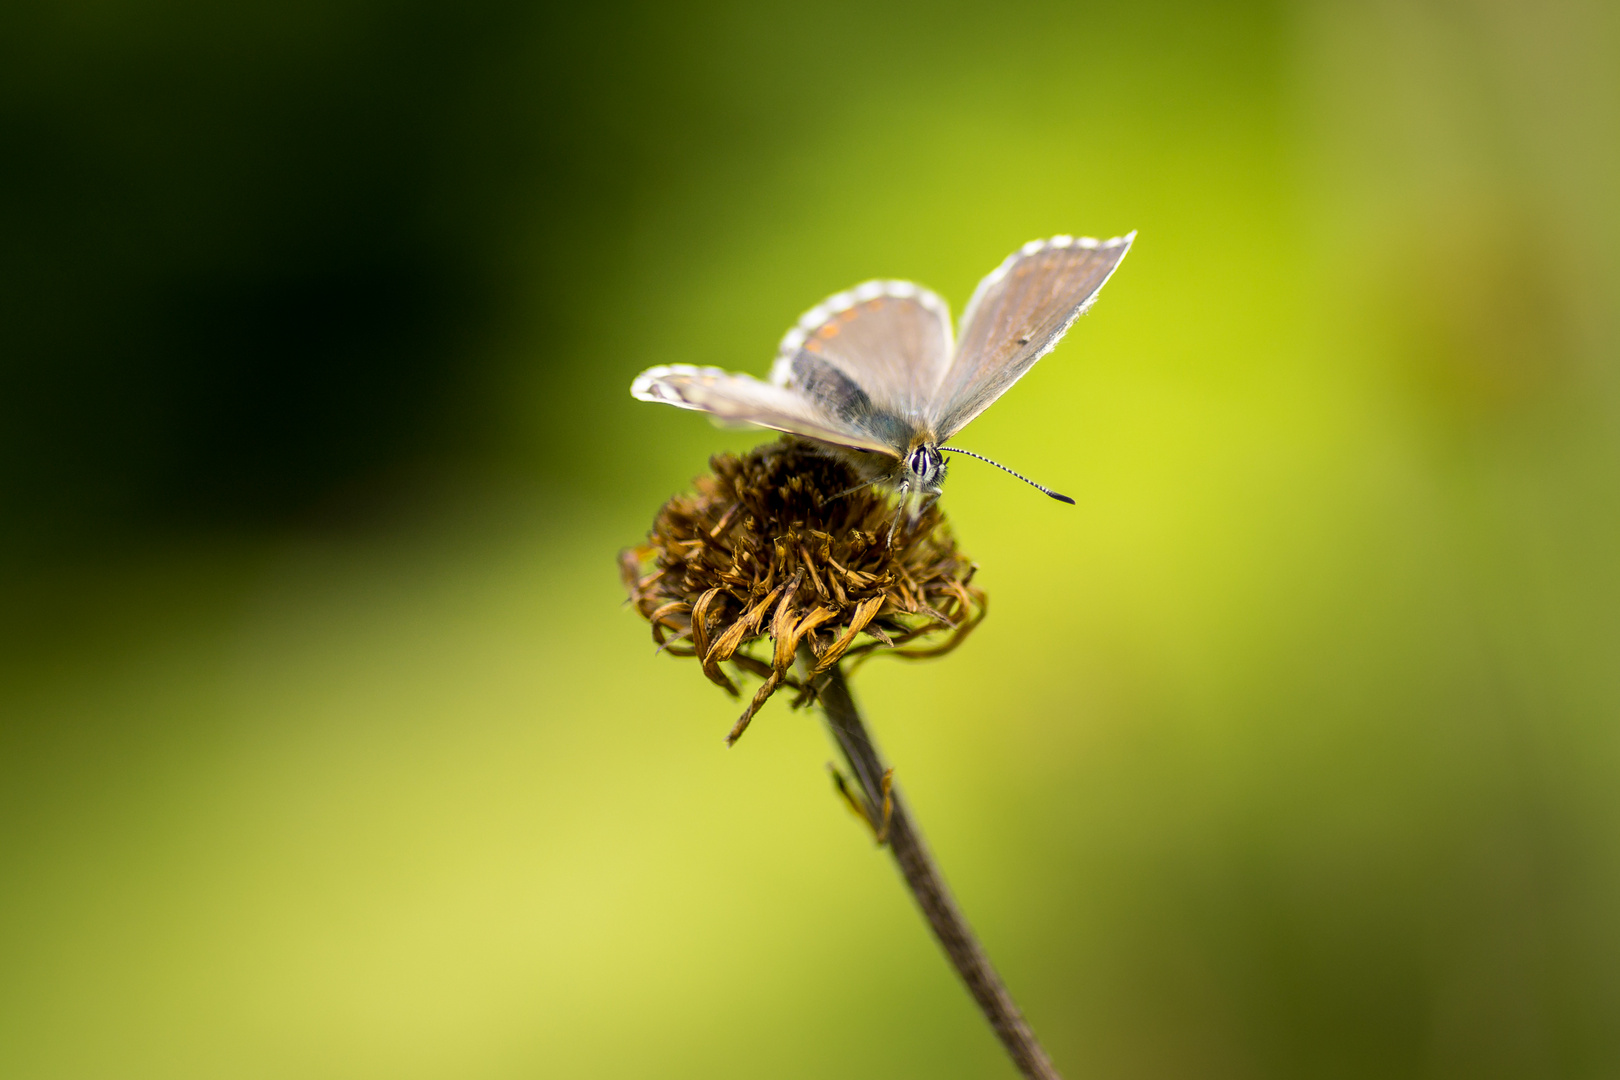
xmin=939 ymin=447 xmax=1075 ymax=504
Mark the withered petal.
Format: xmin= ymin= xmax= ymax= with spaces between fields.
xmin=621 ymin=437 xmax=986 ymax=736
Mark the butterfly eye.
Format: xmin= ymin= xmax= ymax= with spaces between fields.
xmin=906 ymin=447 xmax=943 ymax=480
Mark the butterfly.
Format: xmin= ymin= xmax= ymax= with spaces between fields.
xmin=631 ymin=232 xmax=1134 ymax=514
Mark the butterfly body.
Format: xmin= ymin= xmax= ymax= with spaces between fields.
xmin=842 ymin=440 xmax=949 ymax=522
xmin=632 ymin=233 xmax=1134 ymax=508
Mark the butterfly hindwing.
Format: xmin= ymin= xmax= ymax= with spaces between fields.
xmin=772 ymin=280 xmax=952 ymax=439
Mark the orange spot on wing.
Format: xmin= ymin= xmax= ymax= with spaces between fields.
xmin=805 ymin=339 xmax=824 ymax=353
xmin=817 ymin=322 xmax=841 ymax=339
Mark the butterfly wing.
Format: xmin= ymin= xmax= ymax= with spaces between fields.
xmin=771 ymin=280 xmax=953 ymax=438
xmin=930 ymin=233 xmax=1134 ymax=440
xmin=630 ymin=364 xmax=899 ymax=456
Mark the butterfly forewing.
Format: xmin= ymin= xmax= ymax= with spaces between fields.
xmin=931 ymin=234 xmax=1134 ymax=440
xmin=629 ymin=233 xmax=1135 ymax=468
xmin=631 ymin=365 xmax=898 ymax=456
xmin=771 ymin=281 xmax=952 ymax=442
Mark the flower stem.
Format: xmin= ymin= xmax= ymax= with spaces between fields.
xmin=813 ymin=660 xmax=1064 ymax=1080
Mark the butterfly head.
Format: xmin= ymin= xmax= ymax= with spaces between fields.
xmin=904 ymin=443 xmax=947 ymax=493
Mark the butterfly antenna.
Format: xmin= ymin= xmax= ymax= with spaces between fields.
xmin=939 ymin=447 xmax=1075 ymax=504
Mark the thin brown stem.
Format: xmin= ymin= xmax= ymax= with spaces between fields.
xmin=813 ymin=659 xmax=1064 ymax=1080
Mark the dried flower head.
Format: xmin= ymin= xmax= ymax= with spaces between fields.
xmin=621 ymin=436 xmax=986 ymax=744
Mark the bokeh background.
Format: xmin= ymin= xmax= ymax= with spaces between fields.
xmin=3 ymin=0 xmax=1618 ymax=1076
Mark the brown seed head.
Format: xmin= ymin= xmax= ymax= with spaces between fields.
xmin=621 ymin=436 xmax=986 ymax=744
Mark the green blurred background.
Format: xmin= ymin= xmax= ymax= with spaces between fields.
xmin=3 ymin=0 xmax=1618 ymax=1076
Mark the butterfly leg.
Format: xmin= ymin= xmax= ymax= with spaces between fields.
xmin=827 ymin=474 xmax=881 ymax=504
xmin=886 ymin=481 xmax=910 ymax=545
